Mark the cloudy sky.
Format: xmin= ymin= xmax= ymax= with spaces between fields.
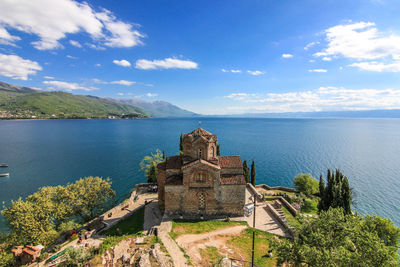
xmin=1 ymin=0 xmax=400 ymax=114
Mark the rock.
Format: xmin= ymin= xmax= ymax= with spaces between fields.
xmin=138 ymin=253 xmax=151 ymax=267
xmin=150 ymin=243 xmax=173 ymax=267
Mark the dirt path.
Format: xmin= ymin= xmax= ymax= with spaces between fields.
xmin=143 ymin=201 xmax=162 ymax=232
xmin=159 ymin=220 xmax=190 ymax=267
xmin=175 ymin=225 xmax=248 ymax=266
xmin=175 ymin=225 xmax=247 ymax=245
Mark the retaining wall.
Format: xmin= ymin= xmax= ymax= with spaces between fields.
xmin=266 ymin=203 xmax=294 ymax=237
xmin=256 ymin=184 xmax=297 ymax=192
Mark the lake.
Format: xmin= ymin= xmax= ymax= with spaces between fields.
xmin=0 ymin=117 xmax=399 ymax=231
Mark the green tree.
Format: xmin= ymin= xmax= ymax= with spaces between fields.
xmin=140 ymin=149 xmax=165 ymax=182
xmin=250 ymin=160 xmax=256 ymax=186
xmin=67 ymin=177 xmax=115 ymax=222
xmin=318 ymin=169 xmax=352 ymax=214
xmin=216 ymin=144 xmax=220 ymax=156
xmin=64 ymin=247 xmax=92 ymax=266
xmin=272 ymin=208 xmax=400 ymax=266
xmin=179 ymin=134 xmax=184 ymax=154
xmin=317 ymin=175 xmax=325 ymax=211
xmin=243 ymin=160 xmax=250 ymax=183
xmin=293 ymin=173 xmax=319 ymax=196
xmin=362 ymin=215 xmax=400 ymax=247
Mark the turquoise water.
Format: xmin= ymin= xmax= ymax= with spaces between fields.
xmin=0 ymin=118 xmax=399 ymax=231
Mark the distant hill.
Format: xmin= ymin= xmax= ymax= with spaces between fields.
xmin=226 ymin=110 xmax=400 ymax=118
xmin=111 ymin=99 xmax=198 ymax=117
xmin=0 ymin=82 xmax=150 ymax=119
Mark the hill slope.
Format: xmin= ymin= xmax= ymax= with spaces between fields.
xmin=0 ymin=82 xmax=150 ymax=119
xmin=112 ymin=99 xmax=198 ymax=117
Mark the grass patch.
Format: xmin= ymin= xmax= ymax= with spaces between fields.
xmin=99 ymin=235 xmax=128 ymax=254
xmin=301 ymin=199 xmax=318 ymax=214
xmin=200 ymin=246 xmax=223 ymax=266
xmin=170 ymin=219 xmax=247 ymax=239
xmin=282 ymin=206 xmax=300 ymax=228
xmin=227 ymin=228 xmax=276 ymax=267
xmin=102 ymin=206 xmax=145 ymax=236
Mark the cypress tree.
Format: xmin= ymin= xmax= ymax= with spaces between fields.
xmin=325 ymin=169 xmax=334 ymax=210
xmin=147 ymin=162 xmax=157 ymax=183
xmin=162 ymin=150 xmax=165 ymax=160
xmin=179 ymin=134 xmax=183 ymax=154
xmin=250 ymin=160 xmax=256 ymax=186
xmin=216 ymin=144 xmax=221 ymax=156
xmin=243 ymin=160 xmax=250 ymax=183
xmin=318 ymin=175 xmax=325 ymax=211
xmin=342 ymin=177 xmax=352 ymax=215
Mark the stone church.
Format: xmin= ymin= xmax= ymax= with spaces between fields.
xmin=157 ymin=128 xmax=246 ymax=218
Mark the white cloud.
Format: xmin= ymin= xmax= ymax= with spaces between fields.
xmin=247 ymin=70 xmax=265 ymax=76
xmin=43 ymin=80 xmax=98 ymax=91
xmin=110 ymin=80 xmax=136 ymax=86
xmin=322 ymin=57 xmax=332 ymax=61
xmin=0 ymin=26 xmax=21 ymax=45
xmin=43 ymin=76 xmax=54 ymax=79
xmin=315 ymin=21 xmax=400 ymax=61
xmin=350 ymin=61 xmax=400 ymax=72
xmin=221 ymin=68 xmax=242 ymax=73
xmin=66 ymin=55 xmax=78 ymax=59
xmin=95 ymin=63 xmax=101 ymax=67
xmin=146 ymin=93 xmax=158 ymax=97
xmin=282 ymin=53 xmax=293 ymax=58
xmin=135 ymin=58 xmax=198 ymax=70
xmin=0 ymin=53 xmax=42 ymax=80
xmin=0 ymin=0 xmax=144 ymax=50
xmin=117 ymin=92 xmax=124 ymax=96
xmin=304 ymin=41 xmax=319 ymax=50
xmin=85 ymin=43 xmax=106 ymax=50
xmin=113 ymin=59 xmax=131 ymax=67
xmin=69 ymin=40 xmax=82 ymax=48
xmin=309 ymin=69 xmax=327 ymax=73
xmin=309 ymin=59 xmax=315 ymax=63
xmin=223 ymin=87 xmax=400 ymax=113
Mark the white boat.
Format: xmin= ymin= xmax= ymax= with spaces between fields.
xmin=0 ymin=173 xmax=9 ymax=177
xmin=0 ymin=163 xmax=8 ymax=167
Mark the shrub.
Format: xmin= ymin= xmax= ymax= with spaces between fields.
xmin=293 ymin=173 xmax=319 ymax=196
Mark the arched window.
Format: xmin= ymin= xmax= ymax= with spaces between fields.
xmin=196 ymin=172 xmax=206 ymax=183
xmin=211 ymin=146 xmax=215 ymax=158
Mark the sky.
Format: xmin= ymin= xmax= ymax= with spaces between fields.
xmin=1 ymin=0 xmax=400 ymax=115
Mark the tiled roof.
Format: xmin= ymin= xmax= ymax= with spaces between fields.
xmin=165 ymin=174 xmax=183 ymax=185
xmin=218 ymin=156 xmax=242 ymax=168
xmin=220 ymin=174 xmax=246 ymax=185
xmin=182 ymin=159 xmax=221 ymax=170
xmin=187 ymin=128 xmax=213 ymax=136
xmin=23 ymin=248 xmax=36 ymax=256
xmin=166 ymin=155 xmax=182 ymax=169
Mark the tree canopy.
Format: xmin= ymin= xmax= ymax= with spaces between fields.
xmin=318 ymin=169 xmax=352 ymax=214
xmin=293 ymin=173 xmax=319 ymax=196
xmin=139 ymin=149 xmax=165 ymax=183
xmin=1 ymin=177 xmax=115 ymax=247
xmin=243 ymin=160 xmax=250 ymax=183
xmin=273 ymin=208 xmax=400 ymax=266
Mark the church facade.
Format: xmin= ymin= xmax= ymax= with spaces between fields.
xmin=157 ymin=128 xmax=246 ymax=218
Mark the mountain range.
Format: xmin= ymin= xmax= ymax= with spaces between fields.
xmin=0 ymin=81 xmax=197 ymax=119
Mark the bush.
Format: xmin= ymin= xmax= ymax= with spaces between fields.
xmin=293 ymin=173 xmax=319 ymax=196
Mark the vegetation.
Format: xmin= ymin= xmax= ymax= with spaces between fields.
xmin=179 ymin=134 xmax=184 ymax=154
xmin=101 ymin=206 xmax=145 ymax=236
xmin=301 ymin=198 xmax=318 ymax=214
xmin=293 ymin=173 xmax=319 ymax=196
xmin=272 ymin=208 xmax=400 ymax=266
xmin=0 ymin=82 xmax=149 ymax=119
xmin=170 ymin=220 xmax=247 ymax=239
xmin=139 ymin=149 xmax=165 ymax=183
xmin=62 ymin=247 xmax=94 ymax=267
xmin=243 ymin=160 xmax=250 ymax=183
xmin=0 ymin=177 xmax=115 ymax=265
xmin=200 ymin=246 xmax=223 ymax=266
xmin=227 ymin=228 xmax=276 ymax=267
xmin=250 ymin=160 xmax=256 ymax=186
xmin=318 ymin=169 xmax=352 ymax=214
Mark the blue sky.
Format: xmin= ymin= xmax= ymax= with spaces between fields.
xmin=1 ymin=0 xmax=400 ymax=114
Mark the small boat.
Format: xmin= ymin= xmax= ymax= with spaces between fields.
xmin=0 ymin=163 xmax=8 ymax=167
xmin=0 ymin=173 xmax=9 ymax=177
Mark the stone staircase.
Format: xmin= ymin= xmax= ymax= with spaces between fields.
xmin=272 ymin=203 xmax=287 ymax=224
